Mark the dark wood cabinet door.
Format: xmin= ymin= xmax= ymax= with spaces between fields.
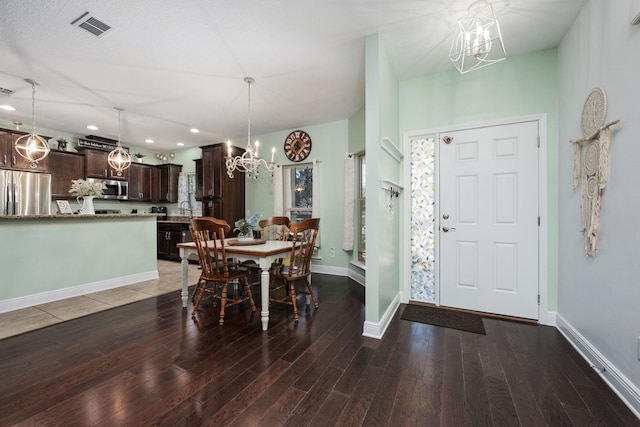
xmin=0 ymin=129 xmax=48 ymax=172
xmin=157 ymin=222 xmax=189 ymax=261
xmin=157 ymin=164 xmax=182 ymax=203
xmin=83 ymin=149 xmax=129 ymax=180
xmin=128 ymin=163 xmax=155 ymax=201
xmin=47 ymin=150 xmax=85 ymax=198
xmin=0 ymin=131 xmax=12 ymax=169
xmin=84 ymin=149 xmax=109 ymax=178
xmin=200 ymin=143 xmax=245 ymax=228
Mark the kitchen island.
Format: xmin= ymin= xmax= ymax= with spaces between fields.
xmin=0 ymin=213 xmax=159 ymax=313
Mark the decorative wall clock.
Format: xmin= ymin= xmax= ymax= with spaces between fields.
xmin=284 ymin=130 xmax=312 ymax=162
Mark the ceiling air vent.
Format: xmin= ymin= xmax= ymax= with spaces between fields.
xmin=0 ymin=87 xmax=14 ymax=96
xmin=71 ymin=12 xmax=114 ymax=38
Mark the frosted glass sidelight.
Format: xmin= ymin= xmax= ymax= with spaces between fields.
xmin=410 ymin=138 xmax=435 ymax=302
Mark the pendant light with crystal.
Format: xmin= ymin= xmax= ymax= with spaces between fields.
xmin=107 ymin=107 xmax=131 ymax=176
xmin=14 ymin=79 xmax=50 ymax=167
xmin=225 ymin=77 xmax=276 ymax=179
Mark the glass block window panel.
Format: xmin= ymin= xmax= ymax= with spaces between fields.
xmin=410 ymin=137 xmax=436 ymax=302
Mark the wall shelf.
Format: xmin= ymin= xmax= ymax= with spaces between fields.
xmin=381 ymin=137 xmax=403 ymax=163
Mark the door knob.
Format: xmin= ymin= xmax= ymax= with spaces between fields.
xmin=442 ymin=226 xmax=456 ymax=232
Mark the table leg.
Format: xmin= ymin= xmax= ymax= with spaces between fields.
xmin=260 ymin=267 xmax=270 ymax=330
xmin=180 ymin=254 xmax=189 ymax=308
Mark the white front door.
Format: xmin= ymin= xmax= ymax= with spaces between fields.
xmin=439 ymin=121 xmax=539 ymax=319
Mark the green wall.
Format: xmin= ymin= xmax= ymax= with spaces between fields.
xmin=398 ymin=48 xmax=559 ymax=312
xmin=365 ymin=34 xmax=402 ymax=324
xmin=243 ymin=119 xmax=351 ymax=271
xmin=0 ymin=217 xmax=157 ymax=301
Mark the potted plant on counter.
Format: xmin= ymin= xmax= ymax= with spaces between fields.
xmin=69 ymin=179 xmax=106 ymax=214
xmin=134 ymin=152 xmax=145 ymax=163
xmin=234 ymin=213 xmax=261 ymax=241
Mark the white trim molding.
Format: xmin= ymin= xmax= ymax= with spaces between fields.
xmin=381 ymin=137 xmax=403 ymax=163
xmin=347 ymin=268 xmax=365 ymax=286
xmin=311 ymin=265 xmax=348 ymax=277
xmin=363 ymin=292 xmax=400 ymax=339
xmin=557 ymin=314 xmax=640 ymax=418
xmin=0 ymin=270 xmax=159 ymax=314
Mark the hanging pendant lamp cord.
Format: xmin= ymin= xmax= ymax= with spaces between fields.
xmin=118 ymin=109 xmax=122 ymax=147
xmin=30 ymin=82 xmax=36 ymax=133
xmin=247 ymin=79 xmax=251 ymax=149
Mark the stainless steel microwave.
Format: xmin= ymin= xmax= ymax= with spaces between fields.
xmin=86 ymin=178 xmax=128 ymax=200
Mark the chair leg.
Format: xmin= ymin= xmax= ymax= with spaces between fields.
xmin=288 ymin=281 xmax=299 ymax=321
xmin=191 ymin=276 xmax=204 ymax=302
xmin=242 ymin=277 xmax=256 ymax=312
xmin=192 ymin=282 xmax=206 ymax=318
xmin=305 ymin=277 xmax=319 ymax=308
xmin=219 ymin=284 xmax=227 ymax=325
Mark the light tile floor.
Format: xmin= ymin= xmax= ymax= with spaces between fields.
xmin=0 ymin=260 xmax=199 ymax=340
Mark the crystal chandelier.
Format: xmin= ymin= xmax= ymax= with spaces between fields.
xmin=449 ymin=0 xmax=507 ymax=74
xmin=107 ymin=107 xmax=131 ymax=176
xmin=14 ymin=79 xmax=50 ymax=166
xmin=225 ymin=77 xmax=276 ymax=179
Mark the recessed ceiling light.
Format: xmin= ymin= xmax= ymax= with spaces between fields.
xmin=87 ymin=125 xmax=98 ymax=130
xmin=145 ymin=139 xmax=154 ymax=143
xmin=0 ymin=104 xmax=16 ymax=111
xmin=177 ymin=142 xmax=184 ymax=146
xmin=190 ymin=128 xmax=199 ymax=133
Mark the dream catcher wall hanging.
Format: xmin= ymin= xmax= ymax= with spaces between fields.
xmin=570 ymin=87 xmax=620 ymax=256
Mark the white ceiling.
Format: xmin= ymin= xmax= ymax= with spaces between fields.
xmin=0 ymin=0 xmax=585 ymax=151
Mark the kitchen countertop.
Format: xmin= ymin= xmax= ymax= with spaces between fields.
xmin=157 ymin=216 xmax=193 ymax=224
xmin=0 ymin=213 xmax=162 ymax=220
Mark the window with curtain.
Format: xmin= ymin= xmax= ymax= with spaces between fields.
xmin=283 ymin=164 xmax=313 ymax=223
xmin=358 ymin=153 xmax=366 ymax=262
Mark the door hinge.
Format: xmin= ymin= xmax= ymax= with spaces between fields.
xmin=538 ymin=216 xmax=540 ymax=226
xmin=537 ymin=135 xmax=540 ymax=148
xmin=538 ymin=294 xmax=541 ymax=304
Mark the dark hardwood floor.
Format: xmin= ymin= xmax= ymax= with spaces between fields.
xmin=1 ymin=274 xmax=638 ymax=426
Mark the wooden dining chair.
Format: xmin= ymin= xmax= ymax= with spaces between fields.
xmin=259 ymin=216 xmax=290 ymax=241
xmin=258 ymin=215 xmax=291 ymax=272
xmin=269 ymin=218 xmax=320 ymax=321
xmin=189 ymin=217 xmax=256 ymax=325
xmin=190 ymin=216 xmax=233 ymax=302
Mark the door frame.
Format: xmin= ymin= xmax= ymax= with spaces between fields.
xmin=401 ymin=114 xmax=550 ymax=324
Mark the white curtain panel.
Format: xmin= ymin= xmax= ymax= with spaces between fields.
xmin=273 ymin=165 xmax=284 ymax=216
xmin=342 ymin=154 xmax=355 ymax=251
xmin=312 ymin=160 xmax=320 ymax=247
xmin=177 ymin=172 xmax=189 ymax=208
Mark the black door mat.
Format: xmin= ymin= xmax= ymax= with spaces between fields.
xmin=401 ymin=304 xmax=486 ymax=335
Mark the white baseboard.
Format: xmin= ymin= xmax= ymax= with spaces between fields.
xmin=0 ymin=270 xmax=159 ymax=314
xmin=311 ymin=264 xmax=348 ymax=276
xmin=556 ymin=314 xmax=640 ymax=419
xmin=540 ymin=310 xmax=557 ymax=327
xmin=347 ymin=268 xmax=365 ymax=286
xmin=362 ymin=292 xmax=400 ymax=339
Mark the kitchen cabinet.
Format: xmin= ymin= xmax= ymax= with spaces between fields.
xmin=0 ymin=128 xmax=49 ymax=172
xmin=128 ymin=162 xmax=157 ymax=202
xmin=157 ymin=222 xmax=191 ymax=261
xmin=194 ymin=158 xmax=202 ymax=201
xmin=46 ymin=150 xmax=85 ymax=198
xmin=83 ymin=148 xmax=129 ymax=180
xmin=157 ymin=163 xmax=182 ymax=203
xmin=200 ymin=143 xmax=245 ymax=228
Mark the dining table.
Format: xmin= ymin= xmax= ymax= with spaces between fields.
xmin=177 ymin=238 xmax=296 ymax=330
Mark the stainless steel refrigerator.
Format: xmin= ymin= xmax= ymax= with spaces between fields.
xmin=0 ymin=170 xmax=51 ymax=216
